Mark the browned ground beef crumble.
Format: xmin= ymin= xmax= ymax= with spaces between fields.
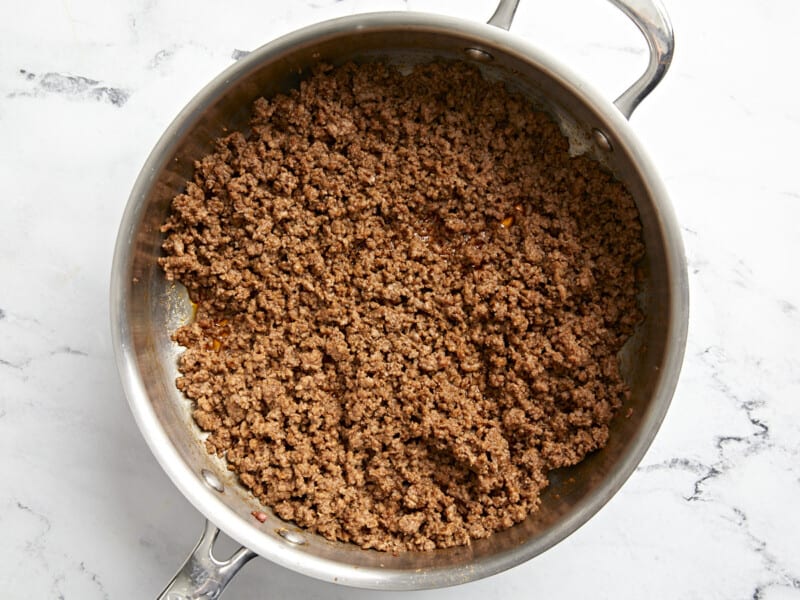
xmin=159 ymin=61 xmax=644 ymax=552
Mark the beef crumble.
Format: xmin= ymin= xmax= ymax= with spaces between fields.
xmin=159 ymin=61 xmax=644 ymax=552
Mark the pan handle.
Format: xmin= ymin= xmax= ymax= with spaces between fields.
xmin=157 ymin=520 xmax=257 ymax=600
xmin=487 ymin=0 xmax=521 ymax=30
xmin=488 ymin=0 xmax=675 ymax=119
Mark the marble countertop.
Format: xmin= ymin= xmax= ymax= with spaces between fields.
xmin=1 ymin=0 xmax=798 ymax=597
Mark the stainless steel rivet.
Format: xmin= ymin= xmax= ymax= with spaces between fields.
xmin=464 ymin=47 xmax=494 ymax=62
xmin=593 ymin=129 xmax=613 ymax=152
xmin=201 ymin=469 xmax=224 ymax=493
xmin=277 ymin=528 xmax=307 ymax=546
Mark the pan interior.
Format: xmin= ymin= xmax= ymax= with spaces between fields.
xmin=118 ymin=15 xmax=680 ymax=589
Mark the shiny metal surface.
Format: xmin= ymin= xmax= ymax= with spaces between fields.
xmin=111 ymin=3 xmax=687 ymax=595
xmin=278 ymin=529 xmax=309 ymax=546
xmin=201 ymin=469 xmax=225 ymax=494
xmin=157 ymin=520 xmax=257 ymax=600
xmin=610 ymin=0 xmax=675 ymax=118
xmin=464 ymin=47 xmax=495 ymax=61
xmin=593 ymin=128 xmax=614 ymax=151
xmin=488 ymin=0 xmax=521 ymax=30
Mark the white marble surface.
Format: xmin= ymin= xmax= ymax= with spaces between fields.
xmin=1 ymin=0 xmax=798 ymax=597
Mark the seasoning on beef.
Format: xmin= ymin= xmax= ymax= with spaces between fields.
xmin=159 ymin=61 xmax=645 ymax=552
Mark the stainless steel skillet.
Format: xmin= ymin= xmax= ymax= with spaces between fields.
xmin=110 ymin=1 xmax=687 ymax=597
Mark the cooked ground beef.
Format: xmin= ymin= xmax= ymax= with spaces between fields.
xmin=159 ymin=61 xmax=644 ymax=552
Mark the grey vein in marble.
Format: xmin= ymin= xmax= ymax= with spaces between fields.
xmin=0 ymin=356 xmax=32 ymax=370
xmin=733 ymin=505 xmax=800 ymax=600
xmin=10 ymin=70 xmax=130 ymax=107
xmin=148 ymin=48 xmax=175 ymax=69
xmin=638 ymin=338 xmax=798 ymax=597
xmin=642 ymin=345 xmax=770 ymax=501
xmin=13 ymin=501 xmax=59 ymax=597
xmin=11 ymin=501 xmax=110 ymax=599
xmin=53 ymin=346 xmax=89 ymax=357
xmin=76 ymin=562 xmax=110 ymax=600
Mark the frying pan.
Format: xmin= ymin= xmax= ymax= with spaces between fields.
xmin=110 ymin=0 xmax=688 ymax=597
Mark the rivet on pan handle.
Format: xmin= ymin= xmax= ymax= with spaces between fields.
xmin=487 ymin=0 xmax=675 ymax=119
xmin=157 ymin=520 xmax=256 ymax=600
